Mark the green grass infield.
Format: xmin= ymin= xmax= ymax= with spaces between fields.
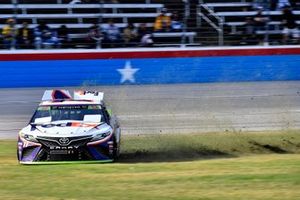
xmin=1 ymin=130 xmax=300 ymax=200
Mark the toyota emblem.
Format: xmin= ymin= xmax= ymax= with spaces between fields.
xmin=59 ymin=137 xmax=70 ymax=145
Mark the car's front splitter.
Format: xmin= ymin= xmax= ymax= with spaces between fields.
xmin=19 ymin=159 xmax=114 ymax=165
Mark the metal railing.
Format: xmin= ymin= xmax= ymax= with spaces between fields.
xmin=197 ymin=1 xmax=224 ymax=46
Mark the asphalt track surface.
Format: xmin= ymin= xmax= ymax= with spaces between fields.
xmin=0 ymin=81 xmax=300 ymax=139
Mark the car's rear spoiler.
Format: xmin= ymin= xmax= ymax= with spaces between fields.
xmin=74 ymin=90 xmax=104 ymax=103
xmin=42 ymin=89 xmax=104 ymax=103
xmin=42 ymin=90 xmax=72 ymax=101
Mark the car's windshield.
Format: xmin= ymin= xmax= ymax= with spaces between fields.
xmin=30 ymin=105 xmax=105 ymax=123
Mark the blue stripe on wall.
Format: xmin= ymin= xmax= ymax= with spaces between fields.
xmin=0 ymin=55 xmax=299 ymax=88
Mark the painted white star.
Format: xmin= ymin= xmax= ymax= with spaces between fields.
xmin=117 ymin=61 xmax=139 ymax=83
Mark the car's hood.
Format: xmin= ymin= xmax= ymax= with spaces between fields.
xmin=20 ymin=121 xmax=111 ymax=138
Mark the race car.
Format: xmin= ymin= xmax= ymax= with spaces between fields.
xmin=17 ymin=89 xmax=121 ymax=164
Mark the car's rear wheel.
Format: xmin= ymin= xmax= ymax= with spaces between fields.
xmin=17 ymin=149 xmax=20 ymax=161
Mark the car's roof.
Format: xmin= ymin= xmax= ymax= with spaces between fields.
xmin=40 ymin=100 xmax=102 ymax=106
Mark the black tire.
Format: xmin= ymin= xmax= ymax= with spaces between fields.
xmin=17 ymin=149 xmax=20 ymax=161
xmin=113 ymin=135 xmax=120 ymax=160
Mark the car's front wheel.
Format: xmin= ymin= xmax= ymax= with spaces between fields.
xmin=113 ymin=135 xmax=120 ymax=160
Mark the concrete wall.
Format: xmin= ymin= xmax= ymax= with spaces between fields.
xmin=0 ymin=46 xmax=299 ymax=88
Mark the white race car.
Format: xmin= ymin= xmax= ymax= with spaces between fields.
xmin=17 ymin=90 xmax=121 ymax=164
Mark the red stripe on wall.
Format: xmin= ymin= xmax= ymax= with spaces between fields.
xmin=0 ymin=48 xmax=299 ymax=61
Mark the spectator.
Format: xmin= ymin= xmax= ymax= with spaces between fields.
xmin=34 ymin=22 xmax=49 ymax=48
xmin=2 ymin=18 xmax=17 ymax=49
xmin=123 ymin=23 xmax=138 ymax=47
xmin=241 ymin=17 xmax=257 ymax=45
xmin=271 ymin=0 xmax=278 ymax=10
xmin=154 ymin=8 xmax=171 ymax=32
xmin=17 ymin=22 xmax=33 ymax=49
xmin=290 ymin=0 xmax=297 ymax=8
xmin=253 ymin=9 xmax=269 ymax=44
xmin=140 ymin=34 xmax=153 ymax=47
xmin=252 ymin=0 xmax=271 ymax=10
xmin=270 ymin=0 xmax=292 ymax=10
xmin=137 ymin=23 xmax=153 ymax=47
xmin=241 ymin=8 xmax=269 ymax=45
xmin=282 ymin=6 xmax=299 ymax=43
xmin=102 ymin=19 xmax=122 ymax=48
xmin=137 ymin=23 xmax=148 ymax=39
xmin=244 ymin=17 xmax=255 ymax=36
xmin=171 ymin=11 xmax=183 ymax=32
xmin=34 ymin=22 xmax=59 ymax=49
xmin=253 ymin=9 xmax=268 ymax=30
xmin=87 ymin=23 xmax=103 ymax=48
xmin=57 ymin=25 xmax=70 ymax=48
xmin=277 ymin=0 xmax=291 ymax=10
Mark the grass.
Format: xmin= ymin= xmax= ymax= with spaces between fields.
xmin=0 ymin=130 xmax=300 ymax=200
xmin=120 ymin=130 xmax=300 ymax=162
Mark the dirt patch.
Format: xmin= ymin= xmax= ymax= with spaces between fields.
xmin=119 ymin=147 xmax=231 ymax=163
xmin=249 ymin=141 xmax=288 ymax=154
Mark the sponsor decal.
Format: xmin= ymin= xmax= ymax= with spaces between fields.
xmin=41 ymin=122 xmax=98 ymax=128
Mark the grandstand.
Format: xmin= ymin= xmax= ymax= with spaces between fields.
xmin=198 ymin=0 xmax=300 ymax=45
xmin=0 ymin=0 xmax=299 ymax=49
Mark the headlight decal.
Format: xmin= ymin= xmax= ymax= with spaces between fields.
xmin=87 ymin=132 xmax=113 ymax=146
xmin=91 ymin=132 xmax=111 ymax=142
xmin=19 ymin=132 xmax=41 ymax=147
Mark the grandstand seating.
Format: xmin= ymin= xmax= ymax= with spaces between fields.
xmin=1 ymin=0 xmax=299 ymax=48
xmin=226 ymin=21 xmax=300 ymax=34
xmin=0 ymin=0 xmax=197 ymax=48
xmin=198 ymin=0 xmax=300 ymax=45
xmin=0 ymin=3 xmax=163 ymax=24
xmin=0 ymin=13 xmax=159 ymax=24
xmin=0 ymin=23 xmax=155 ymax=30
xmin=153 ymin=32 xmax=196 ymax=43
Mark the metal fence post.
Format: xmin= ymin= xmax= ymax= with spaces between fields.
xmin=11 ymin=0 xmax=18 ymax=50
xmin=181 ymin=0 xmax=190 ymax=47
xmin=218 ymin=17 xmax=224 ymax=46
